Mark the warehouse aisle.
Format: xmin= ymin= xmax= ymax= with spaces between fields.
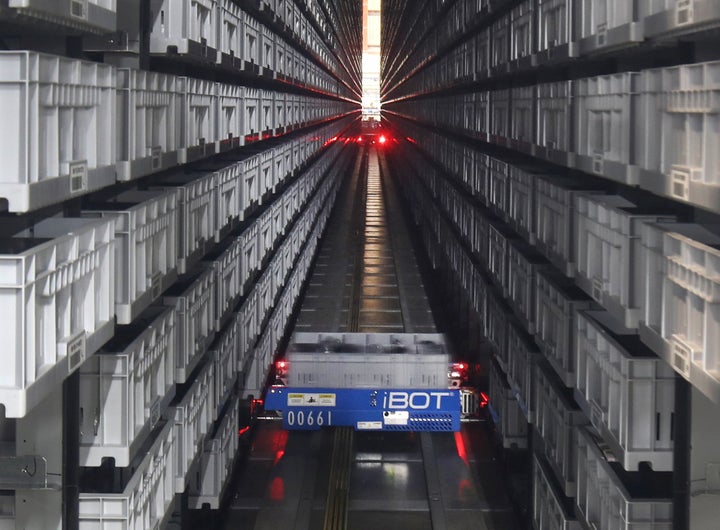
xmin=214 ymin=142 xmax=521 ymax=530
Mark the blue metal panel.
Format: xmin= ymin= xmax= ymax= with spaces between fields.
xmin=264 ymin=386 xmax=462 ymax=431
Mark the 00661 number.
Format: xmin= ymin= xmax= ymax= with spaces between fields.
xmin=286 ymin=410 xmax=332 ymax=427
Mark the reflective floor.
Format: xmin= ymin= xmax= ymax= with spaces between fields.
xmin=221 ymin=420 xmax=520 ymax=530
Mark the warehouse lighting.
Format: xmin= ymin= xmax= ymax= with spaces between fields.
xmin=362 ymin=0 xmax=381 ymax=121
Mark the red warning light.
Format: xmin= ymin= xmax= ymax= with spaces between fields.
xmin=251 ymin=398 xmax=264 ymax=416
xmin=357 ymin=136 xmax=363 ymax=143
xmin=378 ymin=134 xmax=387 ymax=144
xmin=480 ymin=392 xmax=489 ymax=408
xmin=238 ymin=426 xmax=251 ymax=437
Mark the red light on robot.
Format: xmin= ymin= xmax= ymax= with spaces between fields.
xmin=357 ymin=136 xmax=363 ymax=143
xmin=480 ymin=392 xmax=489 ymax=408
xmin=451 ymin=362 xmax=468 ymax=378
xmin=378 ymin=135 xmax=387 ymax=144
xmin=238 ymin=426 xmax=251 ymax=437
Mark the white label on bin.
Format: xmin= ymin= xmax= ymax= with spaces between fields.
xmin=70 ymin=0 xmax=88 ymax=19
xmin=357 ymin=421 xmax=382 ymax=430
xmin=70 ymin=161 xmax=88 ymax=193
xmin=676 ymin=0 xmax=693 ymax=26
xmin=596 ymin=23 xmax=607 ymax=47
xmin=383 ymin=411 xmax=409 ymax=425
xmin=65 ymin=333 xmax=87 ymax=373
xmin=287 ymin=393 xmax=336 ymax=407
xmin=671 ymin=167 xmax=690 ymax=200
xmin=671 ymin=337 xmax=692 ymax=377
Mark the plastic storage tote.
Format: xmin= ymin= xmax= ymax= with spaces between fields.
xmin=6 ymin=0 xmax=116 ymax=33
xmin=190 ymin=159 xmax=243 ymax=241
xmin=486 ymin=289 xmax=511 ymax=367
xmin=260 ymin=24 xmax=275 ymax=78
xmin=217 ymin=0 xmax=244 ymax=69
xmin=188 ymin=393 xmax=239 ymax=509
xmin=638 ymin=60 xmax=720 ymax=213
xmin=178 ymin=77 xmax=218 ymax=163
xmin=286 ymin=333 xmax=450 ymax=389
xmin=491 ymin=14 xmax=511 ymax=73
xmin=0 ymin=217 xmax=115 ymax=418
xmin=510 ymin=0 xmax=537 ymax=69
xmin=507 ymin=239 xmax=550 ymax=334
xmin=79 ymin=306 xmax=176 ymax=467
xmin=641 ymin=0 xmax=720 ymax=39
xmin=533 ymin=454 xmax=582 ymax=530
xmin=488 ymin=157 xmax=511 ymax=218
xmin=205 ymin=237 xmax=243 ymax=331
xmin=537 ymin=0 xmax=578 ymax=62
xmin=535 ymin=358 xmax=587 ymax=498
xmin=574 ymin=194 xmax=675 ymax=328
xmin=535 ymin=175 xmax=607 ymax=277
xmin=505 ymin=321 xmax=539 ymax=423
xmin=242 ymin=12 xmax=261 ymax=74
xmin=573 ymin=0 xmax=643 ymax=53
xmin=151 ymin=170 xmax=217 ymax=274
xmin=535 ymin=269 xmax=594 ymax=387
xmin=488 ymin=359 xmax=528 ymax=449
xmin=78 ymin=419 xmax=176 ymax=530
xmin=575 ymin=425 xmax=673 ymax=530
xmin=149 ymin=0 xmax=219 ymax=61
xmin=490 ymin=89 xmax=511 ymax=146
xmin=216 ymin=83 xmax=244 ymax=152
xmin=210 ymin=316 xmax=238 ymax=417
xmin=238 ymin=289 xmax=258 ymax=371
xmin=171 ymin=356 xmax=215 ymax=493
xmin=575 ymin=310 xmax=675 ymax=471
xmin=0 ymin=51 xmax=116 ymax=212
xmin=163 ymin=266 xmax=216 ymax=383
xmin=573 ymin=73 xmax=641 ymax=185
xmin=243 ymin=88 xmax=261 ymax=143
xmin=506 ymin=164 xmax=540 ymax=243
xmin=83 ymin=189 xmax=179 ymax=324
xmin=116 ymin=68 xmax=181 ymax=181
xmin=535 ymin=81 xmax=574 ymax=166
xmin=640 ymin=221 xmax=720 ymax=403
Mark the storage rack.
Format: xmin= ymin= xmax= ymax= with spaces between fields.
xmin=382 ymin=1 xmax=720 ymax=528
xmin=0 ymin=1 xmax=362 ymax=528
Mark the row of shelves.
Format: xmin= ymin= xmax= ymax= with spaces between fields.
xmin=77 ymin=136 xmax=347 ymax=468
xmin=151 ymin=0 xmax=347 ymax=94
xmin=531 ymin=424 xmax=673 ymax=530
xmin=0 ymin=1 xmax=359 ymax=529
xmin=391 ymin=134 xmax=676 ymax=530
xmin=0 ymin=49 xmax=357 ymax=213
xmin=397 ymin=133 xmax=678 ymax=471
xmin=387 ymin=57 xmax=720 ymax=214
xmin=0 ymin=116 xmax=354 ymax=420
xmin=393 ymin=116 xmax=720 ymax=406
xmin=388 ymin=0 xmax=720 ymax=98
xmin=0 ymin=0 xmax=353 ymax=95
xmin=67 ymin=127 xmax=348 ymax=530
